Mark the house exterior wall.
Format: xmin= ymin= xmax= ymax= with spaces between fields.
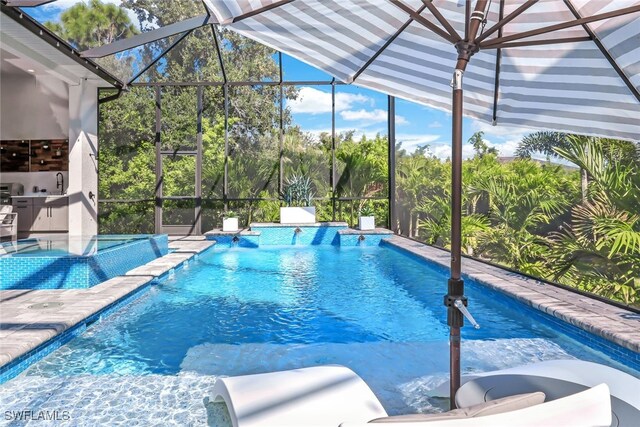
xmin=68 ymin=79 xmax=99 ymax=236
xmin=0 ymin=73 xmax=69 ymax=140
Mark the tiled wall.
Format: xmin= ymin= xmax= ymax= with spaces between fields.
xmin=206 ymin=226 xmax=397 ymax=247
xmin=251 ymin=225 xmax=345 ymax=245
xmin=0 ymin=235 xmax=168 ymax=290
xmin=338 ymin=234 xmax=390 ymax=246
xmin=209 ymin=235 xmax=260 ymax=248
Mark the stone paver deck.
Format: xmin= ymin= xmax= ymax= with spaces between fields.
xmin=384 ymin=236 xmax=640 ymax=355
xmin=0 ymin=239 xmax=214 ymax=373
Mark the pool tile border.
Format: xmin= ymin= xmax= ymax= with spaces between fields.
xmin=0 ymin=239 xmax=215 ymax=384
xmin=382 ymin=236 xmax=640 ymax=365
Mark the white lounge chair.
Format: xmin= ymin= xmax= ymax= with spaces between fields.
xmin=0 ymin=205 xmax=18 ymax=241
xmin=209 ymin=365 xmax=387 ymax=427
xmin=454 ymin=360 xmax=640 ymax=427
xmin=209 ymin=364 xmax=612 ymax=427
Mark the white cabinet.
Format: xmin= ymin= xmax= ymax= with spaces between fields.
xmin=25 ymin=197 xmax=68 ymax=232
xmin=49 ymin=199 xmax=69 ymax=231
xmin=12 ymin=198 xmax=33 ymax=232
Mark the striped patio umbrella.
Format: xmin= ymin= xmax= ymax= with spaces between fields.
xmin=78 ymin=0 xmax=640 ymax=406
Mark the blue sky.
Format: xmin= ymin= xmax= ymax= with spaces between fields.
xmin=28 ymin=1 xmax=533 ymax=159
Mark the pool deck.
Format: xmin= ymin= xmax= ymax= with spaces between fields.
xmin=384 ymin=236 xmax=640 ymax=356
xmin=0 ymin=236 xmax=214 ymax=373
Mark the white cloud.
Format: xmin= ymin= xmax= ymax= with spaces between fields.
xmin=305 ymin=127 xmax=368 ymax=142
xmin=340 ymin=109 xmax=386 ymax=122
xmin=485 ymin=138 xmax=521 ymax=158
xmin=428 ymin=121 xmax=443 ymax=128
xmin=424 ymin=137 xmax=522 ymax=160
xmin=396 ymin=133 xmax=441 ymax=152
xmin=339 ymin=109 xmax=407 ymax=125
xmin=471 ymin=120 xmax=529 ymax=139
xmin=287 ymin=87 xmax=370 ymax=115
xmin=395 ymin=115 xmax=409 ymax=125
xmin=429 ymin=143 xmax=476 ymax=160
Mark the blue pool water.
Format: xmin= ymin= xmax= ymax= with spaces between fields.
xmin=2 ymin=244 xmax=637 ymax=425
xmin=0 ymin=234 xmax=156 ymax=257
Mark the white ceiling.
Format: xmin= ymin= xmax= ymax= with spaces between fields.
xmin=0 ymin=10 xmax=117 ymax=87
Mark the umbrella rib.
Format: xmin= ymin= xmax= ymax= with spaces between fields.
xmin=231 ymin=0 xmax=296 ymax=24
xmin=421 ymin=0 xmax=462 ymax=42
xmin=389 ymin=0 xmax=456 ymax=44
xmin=476 ymin=0 xmax=538 ymax=44
xmin=479 ymin=5 xmax=640 ymax=48
xmin=562 ymin=0 xmax=640 ymax=103
xmin=350 ymin=4 xmax=428 ymax=83
xmin=482 ymin=35 xmax=592 ymax=49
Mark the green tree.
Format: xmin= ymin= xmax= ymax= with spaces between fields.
xmin=515 ymin=131 xmax=590 ymax=200
xmin=469 ymin=131 xmax=498 ymax=158
xmin=474 ymin=160 xmax=577 ymax=276
xmin=547 ymin=136 xmax=640 ymax=304
xmin=44 ymin=0 xmax=139 ymax=81
xmin=45 ymin=0 xmax=138 ymax=50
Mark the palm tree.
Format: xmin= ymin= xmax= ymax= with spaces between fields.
xmin=472 ymin=160 xmax=576 ymax=276
xmin=547 ymin=136 xmax=640 ymax=305
xmin=416 ymin=193 xmax=489 ymax=256
xmin=516 ymin=131 xmax=589 ymax=201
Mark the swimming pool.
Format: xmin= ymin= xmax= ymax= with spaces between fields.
xmin=0 ymin=234 xmax=168 ymax=289
xmin=2 ymin=244 xmax=637 ymax=425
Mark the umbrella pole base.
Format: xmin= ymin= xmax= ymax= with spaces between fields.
xmin=449 ymin=327 xmax=461 ymax=409
xmin=445 ymin=278 xmax=465 ymax=409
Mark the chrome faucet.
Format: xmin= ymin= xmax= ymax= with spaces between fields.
xmin=56 ymin=173 xmax=64 ymax=195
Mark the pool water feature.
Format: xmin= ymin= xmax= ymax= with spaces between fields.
xmin=0 ymin=234 xmax=168 ymax=289
xmin=2 ymin=244 xmax=637 ymax=425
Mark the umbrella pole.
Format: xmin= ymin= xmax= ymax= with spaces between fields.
xmin=446 ymin=0 xmax=488 ymax=409
xmin=447 ymin=68 xmax=466 ymax=409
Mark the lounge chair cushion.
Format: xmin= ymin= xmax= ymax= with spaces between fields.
xmin=369 ymin=391 xmax=545 ymax=423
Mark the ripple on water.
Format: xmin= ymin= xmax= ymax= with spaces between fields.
xmin=1 ymin=337 xmax=577 ymax=426
xmin=0 ymin=373 xmax=228 ymax=427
